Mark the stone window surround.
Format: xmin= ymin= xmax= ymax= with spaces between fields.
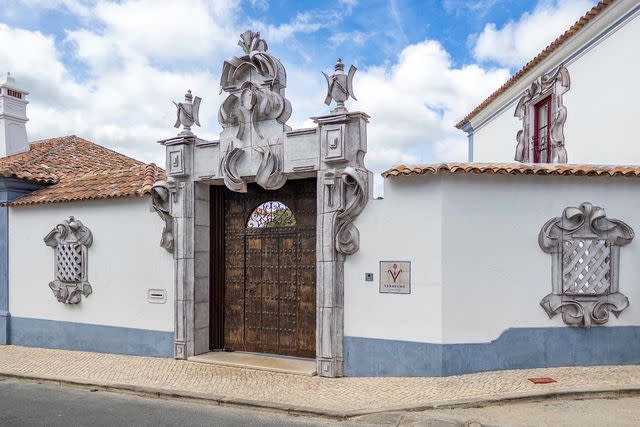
xmin=44 ymin=216 xmax=94 ymax=305
xmin=538 ymin=202 xmax=634 ymax=327
xmin=514 ymin=66 xmax=570 ymax=164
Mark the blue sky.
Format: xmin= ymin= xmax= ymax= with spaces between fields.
xmin=0 ymin=0 xmax=595 ymax=172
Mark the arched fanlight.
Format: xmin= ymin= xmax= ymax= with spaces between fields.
xmin=247 ymin=201 xmax=296 ymax=228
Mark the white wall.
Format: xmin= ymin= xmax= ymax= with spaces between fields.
xmin=9 ymin=197 xmax=174 ymax=332
xmin=471 ymin=11 xmax=640 ymax=165
xmin=344 ymin=176 xmax=444 ymax=343
xmin=472 ymin=103 xmax=520 ymax=162
xmin=345 ymin=174 xmax=640 ymax=344
xmin=563 ymin=12 xmax=640 ymax=164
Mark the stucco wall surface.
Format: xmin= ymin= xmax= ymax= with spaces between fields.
xmin=8 ymin=197 xmax=174 ymax=332
xmin=345 ymin=174 xmax=640 ymax=345
xmin=471 ymin=10 xmax=640 ymax=164
xmin=344 ymin=176 xmax=444 ymax=343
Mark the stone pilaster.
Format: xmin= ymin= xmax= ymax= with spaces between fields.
xmin=158 ymin=135 xmax=200 ymax=359
xmin=314 ymin=111 xmax=370 ymax=377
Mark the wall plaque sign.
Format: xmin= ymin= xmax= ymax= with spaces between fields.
xmin=379 ymin=261 xmax=411 ymax=294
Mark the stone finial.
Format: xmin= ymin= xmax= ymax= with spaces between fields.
xmin=173 ymin=90 xmax=201 ymax=136
xmin=322 ymin=58 xmax=357 ymax=114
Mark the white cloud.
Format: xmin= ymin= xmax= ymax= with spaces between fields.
xmin=11 ymin=0 xmax=93 ymax=18
xmin=444 ymin=0 xmax=500 ymax=17
xmin=329 ymin=30 xmax=372 ymax=46
xmin=250 ymin=11 xmax=339 ymax=44
xmin=337 ymin=0 xmax=358 ymax=13
xmin=355 ymin=40 xmax=509 ymax=171
xmin=249 ymin=0 xmax=269 ymax=11
xmin=0 ymin=0 xmax=511 ymax=175
xmin=473 ymin=0 xmax=594 ymax=68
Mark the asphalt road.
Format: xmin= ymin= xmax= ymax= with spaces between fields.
xmin=0 ymin=379 xmax=362 ymax=427
xmin=3 ymin=377 xmax=640 ymax=427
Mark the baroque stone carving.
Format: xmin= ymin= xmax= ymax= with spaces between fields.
xmin=255 ymin=139 xmax=287 ymax=190
xmin=151 ymin=180 xmax=174 ymax=252
xmin=220 ymin=143 xmax=247 ymax=193
xmin=218 ymin=30 xmax=291 ymax=192
xmin=322 ymin=59 xmax=357 ymax=114
xmin=44 ymin=216 xmax=93 ymax=304
xmin=539 ymin=202 xmax=634 ymax=327
xmin=173 ymin=90 xmax=201 ymax=136
xmin=335 ymin=166 xmax=368 ymax=255
xmin=514 ymin=66 xmax=570 ymax=163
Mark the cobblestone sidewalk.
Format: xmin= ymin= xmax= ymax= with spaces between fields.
xmin=1 ymin=345 xmax=640 ymax=416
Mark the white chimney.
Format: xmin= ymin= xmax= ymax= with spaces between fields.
xmin=0 ymin=72 xmax=29 ymax=157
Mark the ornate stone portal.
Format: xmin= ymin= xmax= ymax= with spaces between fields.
xmin=158 ymin=31 xmax=371 ymax=377
xmin=539 ymin=202 xmax=634 ymax=327
xmin=44 ymin=216 xmax=93 ymax=304
xmin=514 ymin=66 xmax=570 ymax=164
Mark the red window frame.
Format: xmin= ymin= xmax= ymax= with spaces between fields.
xmin=533 ymin=96 xmax=552 ymax=163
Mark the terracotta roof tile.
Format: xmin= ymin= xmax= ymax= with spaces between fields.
xmin=0 ymin=135 xmax=166 ymax=205
xmin=382 ymin=162 xmax=640 ymax=178
xmin=455 ymin=0 xmax=615 ymax=129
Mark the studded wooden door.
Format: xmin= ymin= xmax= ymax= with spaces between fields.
xmin=221 ymin=178 xmax=316 ymax=358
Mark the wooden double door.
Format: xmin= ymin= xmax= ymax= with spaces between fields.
xmin=210 ymin=179 xmax=317 ymax=358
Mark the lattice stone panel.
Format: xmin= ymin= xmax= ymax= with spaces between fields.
xmin=56 ymin=243 xmax=83 ymax=283
xmin=562 ymin=239 xmax=610 ymax=295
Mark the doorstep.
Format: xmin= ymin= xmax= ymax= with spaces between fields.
xmin=188 ymin=351 xmax=317 ymax=376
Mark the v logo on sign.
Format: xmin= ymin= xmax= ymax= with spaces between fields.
xmin=388 ymin=263 xmax=403 ymax=283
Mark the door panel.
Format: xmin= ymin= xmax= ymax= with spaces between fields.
xmin=216 ymin=178 xmax=316 ymax=357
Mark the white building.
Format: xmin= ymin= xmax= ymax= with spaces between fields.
xmin=456 ymin=0 xmax=640 ymax=165
xmin=2 ymin=0 xmax=640 ymax=378
xmin=0 ymin=74 xmax=174 ymax=356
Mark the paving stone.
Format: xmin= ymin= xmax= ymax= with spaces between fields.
xmin=0 ymin=345 xmax=639 ymax=413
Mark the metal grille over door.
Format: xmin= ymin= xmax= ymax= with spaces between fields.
xmin=220 ymin=179 xmax=316 ymax=357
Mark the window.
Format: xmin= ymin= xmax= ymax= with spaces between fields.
xmin=44 ymin=216 xmax=93 ymax=304
xmin=533 ymin=97 xmax=551 ymax=163
xmin=539 ymin=203 xmax=633 ymax=327
xmin=7 ymin=89 xmax=22 ymax=99
xmin=247 ymin=201 xmax=296 ymax=228
xmin=514 ymin=66 xmax=570 ymax=164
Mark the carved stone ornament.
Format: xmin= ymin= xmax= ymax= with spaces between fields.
xmin=334 ymin=166 xmax=368 ymax=254
xmin=220 ymin=142 xmax=247 ymax=193
xmin=514 ymin=66 xmax=570 ymax=163
xmin=173 ymin=90 xmax=201 ymax=136
xmin=151 ymin=180 xmax=174 ymax=252
xmin=218 ymin=30 xmax=291 ymax=192
xmin=44 ymin=216 xmax=93 ymax=304
xmin=538 ymin=202 xmax=634 ymax=327
xmin=322 ymin=59 xmax=357 ymax=114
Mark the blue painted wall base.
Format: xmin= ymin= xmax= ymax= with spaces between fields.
xmin=0 ymin=312 xmax=8 ymax=345
xmin=344 ymin=327 xmax=640 ymax=377
xmin=9 ymin=317 xmax=173 ymax=358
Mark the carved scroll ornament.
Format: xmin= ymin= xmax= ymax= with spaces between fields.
xmin=539 ymin=202 xmax=634 ymax=327
xmin=44 ymin=217 xmax=93 ymax=304
xmin=218 ymin=31 xmax=292 ymax=140
xmin=217 ymin=30 xmax=290 ymax=193
xmin=151 ymin=180 xmax=174 ymax=252
xmin=220 ymin=143 xmax=247 ymax=193
xmin=514 ymin=66 xmax=570 ymax=163
xmin=335 ymin=166 xmax=368 ymax=255
xmin=255 ymin=140 xmax=287 ymax=190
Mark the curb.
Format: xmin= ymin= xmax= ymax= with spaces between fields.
xmin=1 ymin=371 xmax=640 ymax=419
